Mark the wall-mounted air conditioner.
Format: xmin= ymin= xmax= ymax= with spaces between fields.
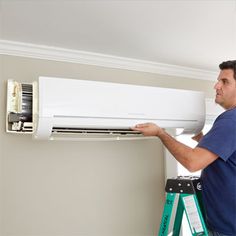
xmin=6 ymin=76 xmax=205 ymax=140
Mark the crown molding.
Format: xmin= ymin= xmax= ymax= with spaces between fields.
xmin=0 ymin=40 xmax=218 ymax=81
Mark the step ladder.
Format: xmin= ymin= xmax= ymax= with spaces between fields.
xmin=158 ymin=176 xmax=208 ymax=236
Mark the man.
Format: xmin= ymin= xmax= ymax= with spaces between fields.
xmin=132 ymin=60 xmax=236 ymax=236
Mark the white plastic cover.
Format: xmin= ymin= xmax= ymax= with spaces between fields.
xmin=34 ymin=76 xmax=205 ymax=140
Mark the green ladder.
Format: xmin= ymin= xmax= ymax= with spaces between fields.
xmin=158 ymin=176 xmax=208 ymax=236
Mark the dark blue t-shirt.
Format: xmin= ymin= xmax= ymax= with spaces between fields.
xmin=198 ymin=108 xmax=236 ymax=235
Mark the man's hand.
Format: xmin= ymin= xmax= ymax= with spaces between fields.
xmin=192 ymin=132 xmax=203 ymax=143
xmin=131 ymin=122 xmax=164 ymax=136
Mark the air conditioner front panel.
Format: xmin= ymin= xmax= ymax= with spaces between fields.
xmin=37 ymin=77 xmax=205 ymax=121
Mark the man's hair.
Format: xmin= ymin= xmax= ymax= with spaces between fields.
xmin=219 ymin=60 xmax=236 ymax=80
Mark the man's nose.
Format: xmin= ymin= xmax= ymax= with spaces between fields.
xmin=214 ymin=81 xmax=221 ymax=90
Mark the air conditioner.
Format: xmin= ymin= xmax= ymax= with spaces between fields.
xmin=6 ymin=76 xmax=205 ymax=140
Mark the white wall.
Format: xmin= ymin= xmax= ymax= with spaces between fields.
xmin=0 ymin=55 xmax=215 ymax=236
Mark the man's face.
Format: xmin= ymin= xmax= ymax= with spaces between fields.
xmin=214 ymin=69 xmax=236 ymax=109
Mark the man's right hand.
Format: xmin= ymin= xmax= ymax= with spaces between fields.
xmin=131 ymin=122 xmax=164 ymax=137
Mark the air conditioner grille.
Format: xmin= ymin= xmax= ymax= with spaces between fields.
xmin=52 ymin=127 xmax=142 ymax=135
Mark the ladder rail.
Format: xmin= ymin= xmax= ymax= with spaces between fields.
xmin=158 ymin=193 xmax=176 ymax=236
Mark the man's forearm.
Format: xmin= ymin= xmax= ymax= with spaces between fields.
xmin=158 ymin=131 xmax=195 ymax=172
xmin=132 ymin=123 xmax=217 ymax=171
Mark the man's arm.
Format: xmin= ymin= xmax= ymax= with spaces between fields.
xmin=132 ymin=123 xmax=218 ymax=172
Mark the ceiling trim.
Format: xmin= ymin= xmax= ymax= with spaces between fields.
xmin=0 ymin=40 xmax=217 ymax=81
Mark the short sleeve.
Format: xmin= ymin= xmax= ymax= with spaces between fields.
xmin=198 ymin=117 xmax=236 ymax=161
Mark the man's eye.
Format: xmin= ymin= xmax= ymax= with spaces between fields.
xmin=222 ymin=80 xmax=228 ymax=84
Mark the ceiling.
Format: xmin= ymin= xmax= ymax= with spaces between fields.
xmin=1 ymin=0 xmax=236 ymax=73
